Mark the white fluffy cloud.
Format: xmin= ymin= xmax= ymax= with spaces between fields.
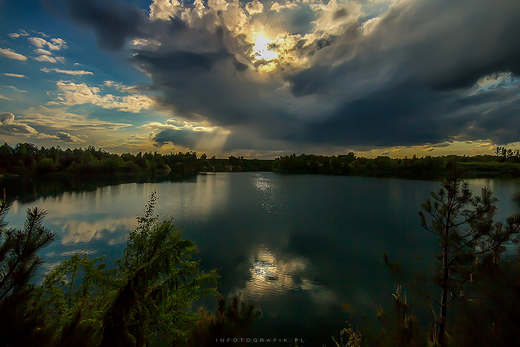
xmin=0 ymin=47 xmax=27 ymax=61
xmin=28 ymin=35 xmax=67 ymax=64
xmin=49 ymin=81 xmax=155 ymax=113
xmin=7 ymin=30 xmax=29 ymax=39
xmin=28 ymin=36 xmax=67 ymax=51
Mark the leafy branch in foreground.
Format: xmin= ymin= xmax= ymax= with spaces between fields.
xmin=0 ymin=190 xmax=228 ymax=347
xmin=0 ymin=190 xmax=56 ymax=346
xmin=188 ymin=295 xmax=261 ymax=345
xmin=39 ymin=190 xmax=220 ymax=347
xmin=102 ymin=190 xmax=219 ymax=346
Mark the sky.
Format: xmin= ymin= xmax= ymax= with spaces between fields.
xmin=0 ymin=0 xmax=519 ymax=158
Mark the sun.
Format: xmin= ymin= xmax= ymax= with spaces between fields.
xmin=252 ymin=35 xmax=278 ymax=61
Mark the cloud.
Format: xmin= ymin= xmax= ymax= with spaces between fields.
xmin=0 ymin=95 xmax=12 ymax=100
xmin=245 ymin=0 xmax=264 ymax=15
xmin=31 ymin=30 xmax=50 ymax=38
xmin=56 ymin=131 xmax=87 ymax=143
xmin=0 ymin=48 xmax=27 ymax=61
xmin=103 ymin=80 xmax=125 ymax=90
xmin=5 ymin=86 xmax=27 ymax=93
xmin=63 ymin=0 xmax=520 ymax=152
xmin=3 ymin=73 xmax=27 ymax=78
xmin=8 ymin=30 xmax=29 ymax=39
xmin=36 ymin=133 xmax=60 ymax=140
xmin=41 ymin=68 xmax=93 ymax=76
xmin=28 ymin=36 xmax=67 ymax=50
xmin=34 ymin=55 xmax=58 ymax=63
xmin=34 ymin=48 xmax=52 ymax=55
xmin=139 ymin=118 xmax=231 ymax=151
xmin=28 ymin=36 xmax=67 ymax=65
xmin=50 ymin=38 xmax=67 ymax=49
xmin=23 ymin=106 xmax=132 ymax=131
xmin=64 ymin=0 xmax=146 ymax=50
xmin=0 ymin=113 xmax=38 ymax=135
xmin=49 ymin=81 xmax=155 ymax=113
xmin=28 ymin=37 xmax=48 ymax=48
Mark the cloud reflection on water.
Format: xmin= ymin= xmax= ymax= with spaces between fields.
xmin=241 ymin=244 xmax=336 ymax=308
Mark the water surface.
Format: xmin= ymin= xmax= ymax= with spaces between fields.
xmin=4 ymin=173 xmax=519 ymax=343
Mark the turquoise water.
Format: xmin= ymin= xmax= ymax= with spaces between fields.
xmin=4 ymin=173 xmax=519 ymax=343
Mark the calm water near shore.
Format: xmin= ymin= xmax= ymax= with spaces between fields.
xmin=4 ymin=173 xmax=519 ymax=344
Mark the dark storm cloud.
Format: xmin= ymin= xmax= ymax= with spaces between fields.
xmin=64 ymin=0 xmax=147 ymax=50
xmin=153 ymin=128 xmax=199 ymax=148
xmin=134 ymin=50 xmax=233 ymax=72
xmin=65 ymin=0 xmax=520 ymax=151
xmin=293 ymin=83 xmax=458 ymax=147
xmin=285 ymin=0 xmax=520 ymax=147
xmin=290 ymin=0 xmax=520 ymax=96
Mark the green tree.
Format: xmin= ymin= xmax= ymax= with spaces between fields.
xmin=104 ymin=191 xmax=219 ymax=346
xmin=0 ymin=191 xmax=56 ymax=346
xmin=38 ymin=191 xmax=219 ymax=346
xmin=418 ymin=177 xmax=520 ymax=346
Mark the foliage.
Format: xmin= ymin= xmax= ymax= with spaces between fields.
xmin=37 ymin=191 xmax=219 ymax=346
xmin=327 ymin=322 xmax=363 ymax=347
xmin=188 ymin=295 xmax=261 ymax=346
xmin=342 ymin=178 xmax=520 ymax=347
xmin=372 ymin=286 xmax=424 ymax=347
xmin=38 ymin=254 xmax=116 ymax=345
xmin=450 ymin=255 xmax=520 ymax=347
xmin=272 ymin=152 xmax=520 ymax=179
xmin=0 ymin=190 xmax=230 ymax=346
xmin=0 ymin=142 xmax=274 ymax=179
xmin=0 ymin=190 xmax=56 ymax=346
xmin=107 ymin=190 xmax=219 ymax=345
xmin=418 ymin=177 xmax=520 ymax=345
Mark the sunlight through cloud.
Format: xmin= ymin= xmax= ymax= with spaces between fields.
xmin=252 ymin=35 xmax=278 ymax=61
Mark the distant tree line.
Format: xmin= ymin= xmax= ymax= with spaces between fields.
xmin=0 ymin=143 xmax=274 ymax=178
xmin=273 ymin=151 xmax=520 ymax=178
xmin=495 ymin=146 xmax=520 ymax=159
xmin=3 ymin=143 xmax=520 ymax=181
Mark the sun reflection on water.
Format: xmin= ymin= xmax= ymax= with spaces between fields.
xmin=253 ymin=173 xmax=284 ymax=216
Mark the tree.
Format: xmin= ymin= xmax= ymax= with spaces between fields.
xmin=418 ymin=177 xmax=520 ymax=346
xmin=0 ymin=191 xmax=56 ymax=346
xmin=37 ymin=191 xmax=219 ymax=347
xmin=104 ymin=191 xmax=219 ymax=346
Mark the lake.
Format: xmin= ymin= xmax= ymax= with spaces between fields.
xmin=3 ymin=173 xmax=519 ymax=344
